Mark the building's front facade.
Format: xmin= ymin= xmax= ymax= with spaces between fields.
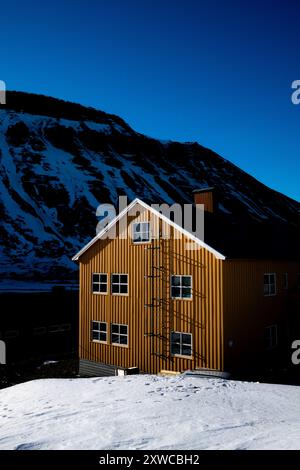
xmin=73 ymin=197 xmax=300 ymax=379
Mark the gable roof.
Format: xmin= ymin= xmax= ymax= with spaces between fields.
xmin=72 ymin=198 xmax=226 ymax=261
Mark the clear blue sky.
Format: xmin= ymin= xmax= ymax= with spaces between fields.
xmin=1 ymin=0 xmax=300 ymax=201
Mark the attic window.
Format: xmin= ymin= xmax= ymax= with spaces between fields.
xmin=132 ymin=222 xmax=150 ymax=243
xmin=264 ymin=273 xmax=276 ymax=296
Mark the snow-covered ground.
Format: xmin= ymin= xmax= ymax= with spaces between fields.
xmin=0 ymin=375 xmax=300 ymax=450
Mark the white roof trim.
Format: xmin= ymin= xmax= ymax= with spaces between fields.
xmin=72 ymin=198 xmax=225 ymax=261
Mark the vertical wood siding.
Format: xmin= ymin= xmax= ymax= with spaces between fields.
xmin=79 ymin=207 xmax=224 ymax=374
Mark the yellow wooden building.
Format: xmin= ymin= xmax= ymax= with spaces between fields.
xmin=73 ymin=191 xmax=300 ymax=378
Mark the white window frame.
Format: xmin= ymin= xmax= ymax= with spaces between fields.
xmin=111 ymin=323 xmax=128 ymax=347
xmin=91 ymin=321 xmax=108 ymax=343
xmin=171 ymin=275 xmax=192 ymax=299
xmin=264 ymin=273 xmax=276 ymax=296
xmin=92 ymin=273 xmax=108 ymax=294
xmin=264 ymin=324 xmax=278 ymax=350
xmin=283 ymin=273 xmax=289 ymax=290
xmin=132 ymin=222 xmax=151 ymax=243
xmin=111 ymin=273 xmax=129 ymax=295
xmin=170 ymin=331 xmax=192 ymax=357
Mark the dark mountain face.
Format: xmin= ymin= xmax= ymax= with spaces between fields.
xmin=0 ymin=91 xmax=299 ymax=281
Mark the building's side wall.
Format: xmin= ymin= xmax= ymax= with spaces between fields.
xmin=223 ymin=259 xmax=300 ymax=376
xmin=79 ymin=208 xmax=224 ymax=374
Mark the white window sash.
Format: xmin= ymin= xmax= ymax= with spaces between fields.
xmin=171 ymin=275 xmax=192 ymax=299
xmin=111 ymin=274 xmax=128 ymax=295
xmin=132 ymin=222 xmax=150 ymax=243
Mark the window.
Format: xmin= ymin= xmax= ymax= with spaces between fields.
xmin=111 ymin=323 xmax=128 ymax=345
xmin=5 ymin=330 xmax=19 ymax=340
xmin=111 ymin=274 xmax=128 ymax=295
xmin=48 ymin=323 xmax=72 ymax=334
xmin=91 ymin=321 xmax=107 ymax=343
xmin=171 ymin=275 xmax=192 ymax=299
xmin=48 ymin=325 xmax=61 ymax=333
xmin=171 ymin=332 xmax=192 ymax=357
xmin=283 ymin=273 xmax=289 ymax=290
xmin=92 ymin=273 xmax=108 ymax=294
xmin=132 ymin=222 xmax=150 ymax=243
xmin=264 ymin=273 xmax=276 ymax=296
xmin=264 ymin=325 xmax=278 ymax=349
xmin=33 ymin=326 xmax=47 ymax=336
xmin=59 ymin=323 xmax=71 ymax=332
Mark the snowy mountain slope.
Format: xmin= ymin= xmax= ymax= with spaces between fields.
xmin=0 ymin=91 xmax=299 ymax=281
xmin=0 ymin=375 xmax=300 ymax=450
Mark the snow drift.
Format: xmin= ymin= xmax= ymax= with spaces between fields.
xmin=0 ymin=374 xmax=300 ymax=450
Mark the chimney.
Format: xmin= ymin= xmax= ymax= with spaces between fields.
xmin=193 ymin=187 xmax=215 ymax=213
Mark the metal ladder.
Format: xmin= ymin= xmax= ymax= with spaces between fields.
xmin=144 ymin=222 xmax=171 ymax=359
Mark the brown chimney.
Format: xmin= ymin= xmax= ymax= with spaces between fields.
xmin=193 ymin=187 xmax=215 ymax=213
